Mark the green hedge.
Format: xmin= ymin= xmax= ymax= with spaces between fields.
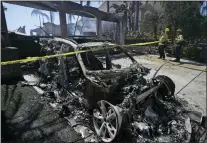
xmin=182 ymin=45 xmax=201 ymax=61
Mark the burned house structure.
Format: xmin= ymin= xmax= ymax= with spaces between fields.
xmin=1 ymin=1 xmax=207 ymax=143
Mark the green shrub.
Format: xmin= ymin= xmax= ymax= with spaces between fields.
xmin=182 ymin=45 xmax=201 ymax=61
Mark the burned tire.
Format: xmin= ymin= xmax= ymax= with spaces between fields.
xmin=156 ymin=75 xmax=175 ymax=101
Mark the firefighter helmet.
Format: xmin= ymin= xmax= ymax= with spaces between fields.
xmin=177 ymin=29 xmax=182 ymax=32
xmin=165 ymin=28 xmax=170 ymax=32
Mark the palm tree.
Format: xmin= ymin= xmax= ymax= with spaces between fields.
xmin=31 ymin=9 xmax=49 ymax=27
xmin=3 ymin=6 xmax=7 ymax=11
xmin=49 ymin=11 xmax=55 ymax=35
xmin=66 ymin=14 xmax=76 ymax=36
xmin=67 ymin=14 xmax=76 ymax=24
xmin=74 ymin=15 xmax=80 ymax=36
xmin=50 ymin=11 xmax=55 ymax=23
xmin=86 ymin=1 xmax=90 ymax=6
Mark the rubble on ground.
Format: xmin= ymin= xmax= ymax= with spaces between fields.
xmin=22 ymin=38 xmax=206 ymax=143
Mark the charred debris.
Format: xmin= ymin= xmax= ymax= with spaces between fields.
xmin=21 ymin=37 xmax=206 ymax=142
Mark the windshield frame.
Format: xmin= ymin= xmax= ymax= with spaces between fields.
xmin=76 ymin=42 xmax=138 ymax=73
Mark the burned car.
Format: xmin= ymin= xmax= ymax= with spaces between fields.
xmin=24 ymin=37 xmax=205 ymax=143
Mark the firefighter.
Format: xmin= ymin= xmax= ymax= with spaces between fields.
xmin=174 ymin=29 xmax=184 ymax=62
xmin=158 ymin=28 xmax=169 ymax=60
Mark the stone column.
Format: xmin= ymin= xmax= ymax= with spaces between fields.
xmin=107 ymin=1 xmax=110 ymax=13
xmin=134 ymin=1 xmax=140 ymax=32
xmin=59 ymin=11 xmax=68 ymax=38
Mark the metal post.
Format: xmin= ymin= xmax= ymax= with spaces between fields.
xmin=1 ymin=2 xmax=8 ymax=32
xmin=59 ymin=11 xmax=68 ymax=38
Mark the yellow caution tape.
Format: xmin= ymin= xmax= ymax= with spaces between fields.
xmin=1 ymin=41 xmax=159 ymax=65
xmin=125 ymin=41 xmax=159 ymax=46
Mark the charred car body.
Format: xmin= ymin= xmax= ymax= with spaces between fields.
xmin=36 ymin=37 xmax=205 ymax=142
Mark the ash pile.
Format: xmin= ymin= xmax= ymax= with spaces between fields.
xmin=22 ymin=37 xmax=206 ymax=143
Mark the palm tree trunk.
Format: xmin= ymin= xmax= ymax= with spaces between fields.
xmin=86 ymin=1 xmax=90 ymax=6
xmin=50 ymin=12 xmax=54 ymax=36
xmin=50 ymin=12 xmax=53 ymax=23
xmin=74 ymin=15 xmax=80 ymax=36
xmin=80 ymin=20 xmax=87 ymax=34
xmin=153 ymin=26 xmax=157 ymax=40
xmin=39 ymin=15 xmax=41 ymax=27
xmin=42 ymin=15 xmax=45 ymax=24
